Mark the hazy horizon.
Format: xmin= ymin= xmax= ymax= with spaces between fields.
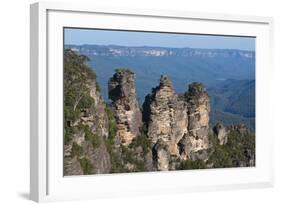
xmin=65 ymin=43 xmax=256 ymax=52
xmin=64 ymin=28 xmax=255 ymax=51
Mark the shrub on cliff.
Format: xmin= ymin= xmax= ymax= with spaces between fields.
xmin=177 ymin=160 xmax=207 ymax=170
xmin=208 ymin=127 xmax=255 ymax=168
xmin=64 ymin=49 xmax=99 ymax=144
xmin=79 ymin=158 xmax=95 ymax=175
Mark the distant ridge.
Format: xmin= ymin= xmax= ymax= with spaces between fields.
xmin=65 ymin=44 xmax=255 ymax=58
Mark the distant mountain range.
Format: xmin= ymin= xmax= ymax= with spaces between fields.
xmin=208 ymin=79 xmax=255 ymax=129
xmin=67 ymin=44 xmax=255 ymax=58
xmin=65 ymin=44 xmax=255 ymax=129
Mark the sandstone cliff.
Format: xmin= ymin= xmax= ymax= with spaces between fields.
xmin=143 ymin=75 xmax=188 ymax=170
xmin=178 ymin=82 xmax=210 ymax=161
xmin=143 ymin=76 xmax=212 ymax=170
xmin=108 ymin=69 xmax=142 ymax=145
xmin=63 ymin=49 xmax=111 ymax=175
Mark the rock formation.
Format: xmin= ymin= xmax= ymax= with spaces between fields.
xmin=178 ymin=83 xmax=210 ymax=160
xmin=64 ymin=78 xmax=112 ymax=175
xmin=64 ymin=50 xmax=255 ymax=175
xmin=64 ymin=156 xmax=84 ymax=176
xmin=144 ymin=75 xmax=188 ymax=156
xmin=108 ymin=69 xmax=142 ymax=145
xmin=63 ymin=49 xmax=111 ymax=175
xmin=145 ymin=80 xmax=211 ymax=165
xmin=213 ymin=123 xmax=228 ymax=145
xmin=143 ymin=76 xmax=213 ymax=170
xmin=152 ymin=139 xmax=170 ymax=171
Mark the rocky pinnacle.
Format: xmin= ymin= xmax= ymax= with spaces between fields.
xmin=108 ymin=69 xmax=142 ymax=145
xmin=144 ymin=77 xmax=211 ymax=170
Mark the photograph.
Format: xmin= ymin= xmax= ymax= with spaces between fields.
xmin=63 ymin=28 xmax=256 ymax=176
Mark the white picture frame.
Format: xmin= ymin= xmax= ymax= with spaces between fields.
xmin=30 ymin=1 xmax=274 ymax=202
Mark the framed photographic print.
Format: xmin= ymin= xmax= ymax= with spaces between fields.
xmin=30 ymin=2 xmax=274 ymax=202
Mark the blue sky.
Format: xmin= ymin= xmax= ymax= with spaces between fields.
xmin=64 ymin=28 xmax=255 ymax=51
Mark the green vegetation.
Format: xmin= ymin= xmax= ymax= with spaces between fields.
xmin=104 ymin=137 xmax=126 ymax=173
xmin=121 ymin=145 xmax=145 ymax=172
xmin=64 ymin=49 xmax=98 ymax=144
xmin=79 ymin=157 xmax=95 ymax=175
xmin=175 ymin=129 xmax=255 ymax=170
xmin=80 ymin=124 xmax=101 ymax=148
xmin=104 ymin=104 xmax=126 ymax=173
xmin=105 ymin=105 xmax=117 ymax=144
xmin=104 ymin=129 xmax=149 ymax=173
xmin=71 ymin=142 xmax=83 ymax=158
xmin=209 ymin=79 xmax=255 ymax=130
xmin=210 ymin=109 xmax=255 ymax=131
xmin=64 ymin=126 xmax=75 ymax=145
xmin=114 ymin=68 xmax=132 ymax=73
xmin=207 ymin=129 xmax=255 ymax=168
xmin=130 ymin=128 xmax=151 ymax=155
xmin=177 ymin=160 xmax=207 ymax=170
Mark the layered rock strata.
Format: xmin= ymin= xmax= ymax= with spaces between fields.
xmin=64 ymin=80 xmax=111 ymax=175
xmin=64 ymin=49 xmax=111 ymax=175
xmin=144 ymin=77 xmax=211 ymax=170
xmin=178 ymin=83 xmax=210 ymax=160
xmin=144 ymin=76 xmax=188 ymax=157
xmin=108 ymin=69 xmax=142 ymax=145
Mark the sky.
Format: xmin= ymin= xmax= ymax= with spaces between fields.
xmin=64 ymin=28 xmax=255 ymax=51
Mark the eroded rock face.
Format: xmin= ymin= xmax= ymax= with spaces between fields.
xmin=213 ymin=123 xmax=228 ymax=145
xmin=63 ymin=61 xmax=111 ymax=175
xmin=179 ymin=82 xmax=210 ymax=160
xmin=187 ymin=83 xmax=210 ymax=146
xmin=145 ymin=75 xmax=188 ymax=156
xmin=177 ymin=134 xmax=192 ymax=160
xmin=108 ymin=69 xmax=142 ymax=145
xmin=70 ymin=80 xmax=110 ymax=139
xmin=144 ymin=77 xmax=212 ymax=168
xmin=87 ymin=81 xmax=110 ymax=138
xmin=152 ymin=139 xmax=170 ymax=171
xmin=64 ymin=156 xmax=84 ymax=176
xmin=144 ymin=75 xmax=189 ymax=170
xmin=82 ymin=140 xmax=111 ymax=174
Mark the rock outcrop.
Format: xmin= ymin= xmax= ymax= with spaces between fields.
xmin=64 ymin=156 xmax=84 ymax=176
xmin=144 ymin=75 xmax=188 ymax=170
xmin=63 ymin=49 xmax=111 ymax=175
xmin=143 ymin=76 xmax=212 ymax=170
xmin=108 ymin=69 xmax=142 ymax=145
xmin=64 ymin=79 xmax=112 ymax=175
xmin=152 ymin=139 xmax=170 ymax=171
xmin=87 ymin=80 xmax=110 ymax=138
xmin=82 ymin=140 xmax=111 ymax=174
xmin=178 ymin=83 xmax=210 ymax=160
xmin=213 ymin=123 xmax=228 ymax=145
